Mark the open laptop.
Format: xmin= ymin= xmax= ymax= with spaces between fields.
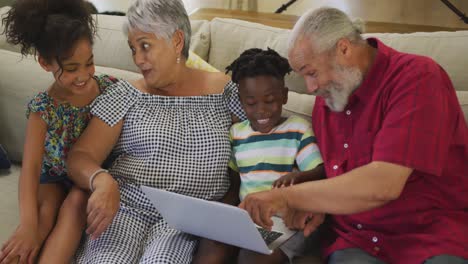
xmin=141 ymin=186 xmax=298 ymax=255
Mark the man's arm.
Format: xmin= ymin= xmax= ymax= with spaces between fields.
xmin=241 ymin=161 xmax=413 ymax=228
xmin=284 ymin=161 xmax=413 ymax=214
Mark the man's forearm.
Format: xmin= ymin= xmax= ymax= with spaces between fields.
xmin=283 ymin=161 xmax=412 ymax=215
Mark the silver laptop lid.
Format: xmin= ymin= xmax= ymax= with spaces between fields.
xmin=141 ymin=186 xmax=272 ymax=254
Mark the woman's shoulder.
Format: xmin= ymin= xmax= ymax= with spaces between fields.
xmin=195 ymin=70 xmax=231 ymax=95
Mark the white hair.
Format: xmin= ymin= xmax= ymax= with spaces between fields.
xmin=124 ymin=0 xmax=192 ymax=58
xmin=288 ymin=7 xmax=365 ymax=54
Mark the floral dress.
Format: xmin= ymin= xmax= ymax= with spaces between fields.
xmin=26 ymin=75 xmax=119 ymax=184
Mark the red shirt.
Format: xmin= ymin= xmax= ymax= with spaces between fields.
xmin=312 ymin=38 xmax=468 ymax=263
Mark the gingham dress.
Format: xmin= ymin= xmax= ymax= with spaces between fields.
xmin=75 ymin=80 xmax=245 ymax=264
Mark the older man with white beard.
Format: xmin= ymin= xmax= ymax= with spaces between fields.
xmin=239 ymin=7 xmax=468 ymax=264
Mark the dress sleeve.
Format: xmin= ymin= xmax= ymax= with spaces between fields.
xmin=224 ymin=81 xmax=247 ymax=121
xmin=94 ymin=74 xmax=120 ymax=93
xmin=91 ymin=80 xmax=139 ymax=127
xmin=26 ymin=92 xmax=52 ymax=125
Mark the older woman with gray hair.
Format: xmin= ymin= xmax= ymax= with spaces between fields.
xmin=66 ymin=0 xmax=245 ymax=263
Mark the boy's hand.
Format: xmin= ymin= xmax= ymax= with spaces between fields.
xmin=0 ymin=225 xmax=41 ymax=264
xmin=272 ymin=172 xmax=305 ymax=188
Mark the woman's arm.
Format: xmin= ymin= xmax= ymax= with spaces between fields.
xmin=66 ymin=116 xmax=123 ymax=239
xmin=67 ymin=117 xmax=122 ymax=189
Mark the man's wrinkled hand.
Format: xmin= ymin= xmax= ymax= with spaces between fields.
xmin=239 ymin=189 xmax=288 ymax=230
xmin=283 ymin=211 xmax=325 ymax=236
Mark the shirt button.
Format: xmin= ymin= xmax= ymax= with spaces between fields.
xmin=372 ymin=236 xmax=378 ymax=243
xmin=356 ymin=224 xmax=362 ymax=229
xmin=333 ymin=165 xmax=338 ymax=170
xmin=373 ymin=246 xmax=380 ymax=252
xmin=344 ymin=143 xmax=349 ymax=148
xmin=346 ymin=110 xmax=351 ymax=115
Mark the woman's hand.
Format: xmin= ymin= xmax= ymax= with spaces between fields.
xmin=0 ymin=224 xmax=42 ymax=264
xmin=85 ymin=173 xmax=120 ymax=240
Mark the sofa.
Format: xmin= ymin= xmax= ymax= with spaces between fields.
xmin=1 ymin=6 xmax=467 ymax=263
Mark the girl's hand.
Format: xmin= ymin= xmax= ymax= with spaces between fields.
xmin=0 ymin=225 xmax=41 ymax=264
xmin=272 ymin=172 xmax=305 ymax=188
xmin=85 ymin=172 xmax=120 ymax=240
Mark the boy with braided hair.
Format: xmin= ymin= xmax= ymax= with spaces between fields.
xmin=226 ymin=48 xmax=325 ymax=263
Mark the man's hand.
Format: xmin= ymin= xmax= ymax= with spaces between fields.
xmin=86 ymin=173 xmax=120 ymax=240
xmin=283 ymin=211 xmax=325 ymax=236
xmin=239 ymin=189 xmax=288 ymax=230
xmin=0 ymin=225 xmax=42 ymax=264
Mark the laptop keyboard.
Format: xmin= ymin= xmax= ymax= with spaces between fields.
xmin=256 ymin=227 xmax=283 ymax=245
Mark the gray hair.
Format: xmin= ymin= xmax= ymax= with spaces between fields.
xmin=124 ymin=0 xmax=192 ymax=58
xmin=288 ymin=7 xmax=365 ymax=54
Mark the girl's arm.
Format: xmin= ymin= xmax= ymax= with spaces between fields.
xmin=18 ymin=113 xmax=47 ymax=230
xmin=66 ymin=116 xmax=123 ymax=239
xmin=0 ymin=113 xmax=47 ymax=263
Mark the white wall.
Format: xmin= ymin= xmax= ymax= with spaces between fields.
xmin=86 ymin=0 xmax=468 ymax=28
xmin=87 ymin=0 xmax=229 ymax=14
xmin=88 ymin=0 xmax=130 ymax=12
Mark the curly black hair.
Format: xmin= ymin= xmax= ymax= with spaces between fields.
xmin=225 ymin=47 xmax=291 ymax=84
xmin=1 ymin=0 xmax=96 ymax=65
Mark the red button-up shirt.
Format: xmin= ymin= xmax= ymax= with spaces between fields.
xmin=312 ymin=38 xmax=468 ymax=264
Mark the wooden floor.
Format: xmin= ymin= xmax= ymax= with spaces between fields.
xmin=190 ymin=8 xmax=466 ymax=33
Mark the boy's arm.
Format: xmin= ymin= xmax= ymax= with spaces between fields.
xmin=273 ymin=163 xmax=325 ymax=187
xmin=219 ymin=168 xmax=241 ymax=205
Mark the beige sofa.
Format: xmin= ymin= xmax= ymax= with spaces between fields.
xmin=0 ymin=6 xmax=467 ymax=263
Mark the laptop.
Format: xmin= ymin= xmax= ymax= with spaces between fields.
xmin=141 ymin=186 xmax=298 ymax=255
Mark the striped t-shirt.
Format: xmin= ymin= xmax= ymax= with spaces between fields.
xmin=229 ymin=115 xmax=323 ymax=201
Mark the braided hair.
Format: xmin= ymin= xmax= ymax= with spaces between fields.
xmin=226 ymin=48 xmax=291 ymax=85
xmin=1 ymin=0 xmax=96 ymax=65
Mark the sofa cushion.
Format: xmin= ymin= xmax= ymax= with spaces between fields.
xmin=186 ymin=51 xmax=219 ymax=72
xmin=0 ymin=50 xmax=52 ymax=161
xmin=190 ymin=20 xmax=211 ymax=61
xmin=363 ymin=31 xmax=468 ymax=92
xmin=93 ymin=14 xmax=211 ymax=73
xmin=456 ymin=91 xmax=468 ymax=124
xmin=0 ymin=6 xmax=211 ymax=73
xmin=209 ymin=18 xmax=468 ymax=94
xmin=209 ymin=18 xmax=307 ymax=94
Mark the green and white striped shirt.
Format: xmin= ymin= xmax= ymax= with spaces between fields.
xmin=229 ymin=115 xmax=323 ymax=200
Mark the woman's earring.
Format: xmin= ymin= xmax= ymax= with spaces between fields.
xmin=176 ymin=56 xmax=181 ymax=64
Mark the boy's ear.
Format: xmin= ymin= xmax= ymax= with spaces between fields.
xmin=282 ymin=86 xmax=289 ymax=104
xmin=38 ymin=55 xmax=53 ymax=72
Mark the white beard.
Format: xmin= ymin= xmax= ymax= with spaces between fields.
xmin=322 ymin=64 xmax=363 ymax=112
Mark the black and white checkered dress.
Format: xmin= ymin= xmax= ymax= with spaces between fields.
xmin=75 ymin=80 xmax=245 ymax=264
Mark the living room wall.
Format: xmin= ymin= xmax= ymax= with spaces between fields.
xmin=1 ymin=0 xmax=466 ymax=29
